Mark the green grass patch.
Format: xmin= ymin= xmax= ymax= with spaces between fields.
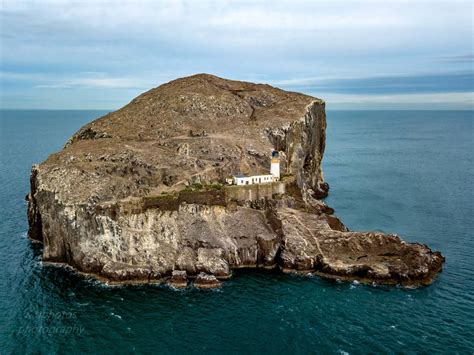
xmin=183 ymin=182 xmax=224 ymax=192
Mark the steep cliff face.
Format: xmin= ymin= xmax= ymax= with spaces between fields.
xmin=267 ymin=102 xmax=328 ymax=199
xmin=26 ymin=74 xmax=444 ymax=287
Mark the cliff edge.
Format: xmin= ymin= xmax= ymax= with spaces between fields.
xmin=27 ymin=74 xmax=444 ymax=287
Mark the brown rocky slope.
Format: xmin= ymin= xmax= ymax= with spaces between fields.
xmin=27 ymin=74 xmax=444 ymax=287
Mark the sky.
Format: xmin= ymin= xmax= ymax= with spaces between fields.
xmin=0 ymin=0 xmax=473 ymax=110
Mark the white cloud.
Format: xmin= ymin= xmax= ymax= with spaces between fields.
xmin=319 ymin=92 xmax=474 ymax=110
xmin=1 ymin=0 xmax=472 ymax=109
xmin=2 ymin=1 xmax=470 ymax=42
xmin=323 ymin=92 xmax=473 ymax=104
xmin=34 ymin=77 xmax=152 ymax=89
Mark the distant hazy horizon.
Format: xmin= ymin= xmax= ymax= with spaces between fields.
xmin=1 ymin=0 xmax=473 ymax=110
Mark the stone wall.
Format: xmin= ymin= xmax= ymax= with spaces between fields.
xmin=224 ymin=182 xmax=285 ymax=202
xmin=142 ymin=189 xmax=227 ymax=211
xmin=140 ymin=182 xmax=286 ymax=212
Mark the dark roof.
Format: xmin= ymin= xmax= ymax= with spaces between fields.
xmin=233 ymin=173 xmax=247 ymax=178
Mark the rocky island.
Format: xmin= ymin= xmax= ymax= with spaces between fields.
xmin=27 ymin=74 xmax=444 ymax=288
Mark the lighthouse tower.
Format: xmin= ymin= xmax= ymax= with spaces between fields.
xmin=270 ymin=150 xmax=280 ymax=181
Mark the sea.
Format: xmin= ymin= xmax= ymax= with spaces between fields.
xmin=0 ymin=110 xmax=472 ymax=354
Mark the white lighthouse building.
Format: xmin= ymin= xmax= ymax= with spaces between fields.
xmin=270 ymin=150 xmax=280 ymax=180
xmin=228 ymin=150 xmax=281 ymax=185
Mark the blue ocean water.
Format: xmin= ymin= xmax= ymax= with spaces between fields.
xmin=0 ymin=109 xmax=472 ymax=353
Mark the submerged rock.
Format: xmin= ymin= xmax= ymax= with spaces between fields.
xmin=26 ymin=74 xmax=444 ymax=287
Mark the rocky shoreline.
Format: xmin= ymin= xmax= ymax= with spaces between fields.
xmin=27 ymin=74 xmax=444 ymax=288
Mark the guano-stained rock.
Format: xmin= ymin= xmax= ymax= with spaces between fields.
xmin=193 ymin=272 xmax=222 ymax=289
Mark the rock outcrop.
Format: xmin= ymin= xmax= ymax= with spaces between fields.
xmin=168 ymin=270 xmax=188 ymax=288
xmin=26 ymin=74 xmax=444 ymax=287
xmin=193 ymin=273 xmax=222 ymax=289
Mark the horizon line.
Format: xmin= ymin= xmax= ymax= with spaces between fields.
xmin=1 ymin=108 xmax=473 ymax=112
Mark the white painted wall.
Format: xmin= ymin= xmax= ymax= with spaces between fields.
xmin=234 ymin=174 xmax=275 ymax=185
